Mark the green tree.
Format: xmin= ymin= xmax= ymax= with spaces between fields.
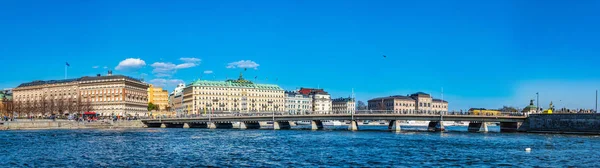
xmin=148 ymin=102 xmax=157 ymax=111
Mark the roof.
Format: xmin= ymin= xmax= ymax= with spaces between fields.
xmin=0 ymin=91 xmax=12 ymax=100
xmin=432 ymin=99 xmax=448 ymax=103
xmin=188 ymin=79 xmax=283 ymax=90
xmin=298 ymin=88 xmax=328 ymax=95
xmin=410 ymin=92 xmax=431 ymax=97
xmin=17 ymin=75 xmax=143 ymax=88
xmin=332 ymin=97 xmax=355 ymax=102
xmin=369 ymin=95 xmax=414 ymax=102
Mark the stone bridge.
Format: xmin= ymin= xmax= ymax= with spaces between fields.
xmin=142 ymin=112 xmax=526 ymax=133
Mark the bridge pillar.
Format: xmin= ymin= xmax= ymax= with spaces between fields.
xmin=240 ymin=122 xmax=261 ymax=129
xmin=274 ymin=121 xmax=291 ymax=130
xmin=164 ymin=123 xmax=184 ymax=128
xmin=427 ymin=121 xmax=445 ymax=132
xmin=188 ymin=123 xmax=208 ymax=128
xmin=183 ymin=123 xmax=190 ymax=129
xmin=348 ymin=120 xmax=359 ymax=131
xmin=388 ymin=120 xmax=401 ymax=132
xmin=144 ymin=123 xmax=162 ymax=128
xmin=160 ymin=123 xmax=166 ymax=128
xmin=311 ymin=120 xmax=324 ymax=130
xmin=500 ymin=122 xmax=521 ymax=133
xmin=468 ymin=121 xmax=488 ymax=132
xmin=208 ymin=122 xmax=217 ymax=129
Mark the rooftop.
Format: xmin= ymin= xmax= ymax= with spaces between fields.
xmin=298 ymin=88 xmax=329 ymax=95
xmin=369 ymin=95 xmax=414 ymax=101
xmin=188 ymin=73 xmax=282 ymax=90
xmin=17 ymin=74 xmax=143 ymax=88
xmin=332 ymin=97 xmax=355 ymax=102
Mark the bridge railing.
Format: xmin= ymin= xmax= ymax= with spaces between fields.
xmin=153 ymin=110 xmax=525 ymax=119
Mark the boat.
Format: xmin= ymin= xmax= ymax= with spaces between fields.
xmin=323 ymin=120 xmax=343 ymax=126
xmin=363 ymin=120 xmax=370 ymax=125
xmin=295 ymin=121 xmax=311 ymax=125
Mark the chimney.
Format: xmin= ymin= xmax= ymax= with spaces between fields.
xmin=108 ymin=70 xmax=113 ymax=76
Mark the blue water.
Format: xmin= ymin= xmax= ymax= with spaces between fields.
xmin=1 ymin=126 xmax=599 ymax=167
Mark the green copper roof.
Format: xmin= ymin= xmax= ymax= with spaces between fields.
xmin=188 ymin=73 xmax=282 ymax=90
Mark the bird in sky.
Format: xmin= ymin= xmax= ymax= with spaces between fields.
xmin=383 ymin=55 xmax=387 ymax=58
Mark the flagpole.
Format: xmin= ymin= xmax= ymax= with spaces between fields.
xmin=65 ymin=64 xmax=67 ymax=79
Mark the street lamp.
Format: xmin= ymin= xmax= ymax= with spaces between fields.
xmin=268 ymin=101 xmax=274 ymax=121
xmin=536 ymin=92 xmax=539 ymax=113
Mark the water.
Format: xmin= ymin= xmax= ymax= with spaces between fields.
xmin=1 ymin=126 xmax=599 ymax=167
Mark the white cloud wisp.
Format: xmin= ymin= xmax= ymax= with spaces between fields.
xmin=115 ymin=58 xmax=146 ymax=71
xmin=226 ymin=60 xmax=260 ymax=69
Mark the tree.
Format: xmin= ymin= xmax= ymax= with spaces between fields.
xmin=24 ymin=101 xmax=33 ymax=117
xmin=148 ymin=102 xmax=157 ymax=111
xmin=500 ymin=106 xmax=518 ymax=112
xmin=356 ymin=101 xmax=367 ymax=110
xmin=71 ymin=98 xmax=81 ymax=115
xmin=81 ymin=100 xmax=93 ymax=112
xmin=55 ymin=98 xmax=66 ymax=115
xmin=13 ymin=101 xmax=22 ymax=117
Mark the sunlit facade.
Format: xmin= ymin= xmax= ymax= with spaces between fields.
xmin=182 ymin=73 xmax=284 ymax=114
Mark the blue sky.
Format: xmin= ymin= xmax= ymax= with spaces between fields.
xmin=1 ymin=0 xmax=599 ymax=110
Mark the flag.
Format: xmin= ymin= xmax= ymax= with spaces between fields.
xmin=254 ymin=76 xmax=257 ymax=79
xmin=244 ymin=68 xmax=247 ymax=71
xmin=65 ymin=62 xmax=70 ymax=66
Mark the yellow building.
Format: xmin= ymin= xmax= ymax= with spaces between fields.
xmin=148 ymin=84 xmax=169 ymax=111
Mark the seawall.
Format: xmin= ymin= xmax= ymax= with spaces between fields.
xmin=0 ymin=120 xmax=146 ymax=130
xmin=521 ymin=114 xmax=600 ymax=134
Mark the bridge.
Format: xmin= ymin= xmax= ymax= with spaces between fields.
xmin=141 ymin=111 xmax=527 ymax=132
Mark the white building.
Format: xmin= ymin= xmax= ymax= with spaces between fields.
xmin=284 ymin=91 xmax=312 ymax=115
xmin=298 ymin=88 xmax=332 ymax=114
xmin=182 ymin=73 xmax=285 ymax=114
xmin=332 ymin=97 xmax=355 ymax=114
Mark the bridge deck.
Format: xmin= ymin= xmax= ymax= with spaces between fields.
xmin=142 ymin=114 xmax=526 ymax=124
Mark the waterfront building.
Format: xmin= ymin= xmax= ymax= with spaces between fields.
xmin=169 ymin=83 xmax=185 ymax=115
xmin=367 ymin=92 xmax=448 ymax=114
xmin=332 ymin=97 xmax=355 ymax=114
xmin=182 ymin=73 xmax=284 ymax=114
xmin=298 ymin=88 xmax=332 ymax=114
xmin=284 ymin=91 xmax=312 ymax=114
xmin=148 ymin=84 xmax=169 ymax=110
xmin=12 ymin=71 xmax=149 ymax=116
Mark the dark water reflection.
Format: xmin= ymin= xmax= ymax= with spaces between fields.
xmin=1 ymin=126 xmax=599 ymax=167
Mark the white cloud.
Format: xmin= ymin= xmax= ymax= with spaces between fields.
xmin=103 ymin=66 xmax=108 ymax=69
xmin=115 ymin=58 xmax=146 ymax=71
xmin=180 ymin=57 xmax=201 ymax=63
xmin=151 ymin=58 xmax=200 ymax=77
xmin=204 ymin=70 xmax=213 ymax=74
xmin=226 ymin=60 xmax=260 ymax=69
xmin=92 ymin=66 xmax=99 ymax=69
xmin=149 ymin=78 xmax=185 ymax=88
xmin=175 ymin=62 xmax=197 ymax=69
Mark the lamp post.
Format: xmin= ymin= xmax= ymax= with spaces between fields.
xmin=536 ymin=92 xmax=539 ymax=113
xmin=268 ymin=101 xmax=274 ymax=121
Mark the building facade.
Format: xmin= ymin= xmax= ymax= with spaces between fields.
xmin=148 ymin=84 xmax=169 ymax=110
xmin=169 ymin=83 xmax=185 ymax=115
xmin=332 ymin=97 xmax=355 ymax=114
xmin=284 ymin=91 xmax=312 ymax=114
xmin=298 ymin=88 xmax=332 ymax=114
xmin=182 ymin=73 xmax=285 ymax=114
xmin=12 ymin=71 xmax=149 ymax=117
xmin=368 ymin=92 xmax=448 ymax=114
